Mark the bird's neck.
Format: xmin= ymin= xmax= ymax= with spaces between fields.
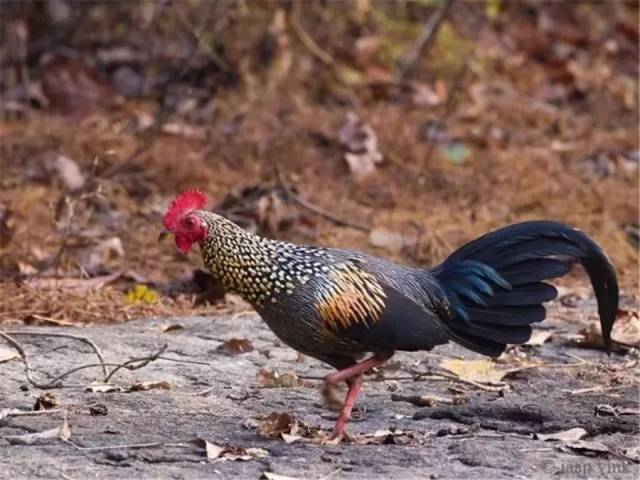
xmin=200 ymin=221 xmax=291 ymax=306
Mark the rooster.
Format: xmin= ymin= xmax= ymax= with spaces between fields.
xmin=161 ymin=189 xmax=618 ymax=442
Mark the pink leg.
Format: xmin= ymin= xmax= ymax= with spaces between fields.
xmin=324 ymin=354 xmax=390 ymax=386
xmin=330 ymin=374 xmax=364 ymax=440
xmin=324 ymin=354 xmax=391 ymax=441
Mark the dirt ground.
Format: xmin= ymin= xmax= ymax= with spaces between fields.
xmin=1 ymin=296 xmax=639 ymax=479
xmin=0 ymin=3 xmax=639 ymax=479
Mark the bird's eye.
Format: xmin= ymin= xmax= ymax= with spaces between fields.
xmin=184 ymin=216 xmax=195 ymax=228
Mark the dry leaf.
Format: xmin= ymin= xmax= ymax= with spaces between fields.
xmin=369 ymin=228 xmax=415 ymax=253
xmin=611 ymin=310 xmax=640 ymax=348
xmin=4 ymin=417 xmax=71 ymax=445
xmin=217 ymin=338 xmax=254 ymax=355
xmin=256 ymin=369 xmax=307 ymax=388
xmin=439 ymin=358 xmax=525 ymax=384
xmin=390 ymin=393 xmax=468 ymax=407
xmin=535 ymin=427 xmax=588 ymax=442
xmin=620 ymin=446 xmax=640 ymax=463
xmin=127 ymin=380 xmax=171 ymax=392
xmin=158 ymin=324 xmax=184 ymax=333
xmin=77 ymin=236 xmax=125 ymax=273
xmin=0 ymin=409 xmax=22 ymax=421
xmin=338 ymin=112 xmax=383 ymax=179
xmin=526 ymin=330 xmax=555 ymax=346
xmin=200 ymin=439 xmax=226 ymax=460
xmin=354 ymin=428 xmax=419 ymax=445
xmin=280 ymin=433 xmax=301 ymax=444
xmin=0 ymin=346 xmax=18 ymax=364
xmin=41 ymin=55 xmax=119 ymax=115
xmin=190 ymin=439 xmax=269 ymax=462
xmin=262 ymin=473 xmax=302 ymax=480
xmin=257 ymin=412 xmax=317 ymax=442
xmin=344 ymin=152 xmax=383 ymax=179
xmin=34 ymin=392 xmax=59 ymax=411
xmin=89 ymin=404 xmax=108 ymax=416
xmin=84 ymin=382 xmax=124 ymax=393
xmin=564 ymin=440 xmax=611 ymax=456
xmin=52 ymin=155 xmax=85 ymax=192
xmin=594 ymin=404 xmax=639 ymax=417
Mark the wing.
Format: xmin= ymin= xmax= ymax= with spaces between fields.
xmin=313 ymin=263 xmax=450 ymax=353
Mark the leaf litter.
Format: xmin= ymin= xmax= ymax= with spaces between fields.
xmin=4 ymin=416 xmax=71 ymax=446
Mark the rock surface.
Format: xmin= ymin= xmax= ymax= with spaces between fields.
xmin=1 ymin=314 xmax=638 ymax=479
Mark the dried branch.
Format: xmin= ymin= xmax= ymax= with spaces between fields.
xmin=298 ymin=369 xmax=505 ymax=392
xmin=0 ymin=331 xmax=56 ymax=389
xmin=4 ymin=330 xmax=108 ymax=377
xmin=0 ymin=330 xmax=170 ymax=389
xmin=275 ymin=166 xmax=370 ymax=232
xmin=0 ymin=408 xmax=64 ymax=422
xmin=63 ymin=438 xmax=195 ymax=452
xmin=290 ymin=13 xmax=334 ymax=67
xmin=396 ymin=0 xmax=455 ymax=82
xmin=103 ymin=343 xmax=168 ymax=383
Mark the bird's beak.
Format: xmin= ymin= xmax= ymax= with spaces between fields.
xmin=158 ymin=230 xmax=172 ymax=242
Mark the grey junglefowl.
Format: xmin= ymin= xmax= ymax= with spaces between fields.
xmin=160 ymin=189 xmax=618 ymax=442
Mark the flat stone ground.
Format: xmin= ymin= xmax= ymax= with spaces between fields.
xmin=1 ymin=309 xmax=638 ymax=480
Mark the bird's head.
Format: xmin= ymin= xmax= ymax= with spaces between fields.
xmin=160 ymin=189 xmax=209 ymax=254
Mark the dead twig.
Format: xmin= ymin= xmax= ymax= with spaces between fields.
xmin=156 ymin=355 xmax=211 ymax=366
xmin=63 ymin=438 xmax=195 ymax=452
xmin=0 ymin=408 xmax=64 ymax=422
xmin=103 ymin=343 xmax=168 ymax=383
xmin=290 ymin=12 xmax=334 ymax=67
xmin=4 ymin=330 xmax=108 ymax=377
xmin=275 ymin=166 xmax=370 ymax=232
xmin=0 ymin=331 xmax=57 ymax=389
xmin=396 ymin=0 xmax=454 ymax=81
xmin=0 ymin=330 xmax=169 ymax=389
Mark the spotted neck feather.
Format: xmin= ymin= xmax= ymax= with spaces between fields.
xmin=196 ymin=211 xmax=330 ymax=307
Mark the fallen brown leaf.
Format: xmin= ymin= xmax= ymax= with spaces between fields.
xmin=525 ymin=329 xmax=555 ymax=346
xmin=41 ymin=55 xmax=120 ymax=116
xmin=4 ymin=417 xmax=71 ymax=445
xmin=158 ymin=324 xmax=184 ymax=333
xmin=34 ymin=392 xmax=59 ymax=411
xmin=190 ymin=438 xmax=269 ymax=462
xmin=439 ymin=358 xmax=526 ymax=384
xmin=216 ymin=338 xmax=254 ymax=355
xmin=84 ymin=382 xmax=124 ymax=393
xmin=390 ymin=393 xmax=469 ymax=407
xmin=256 ymin=369 xmax=309 ymax=388
xmin=257 ymin=412 xmax=317 ymax=442
xmin=535 ymin=427 xmax=588 ymax=442
xmin=262 ymin=472 xmax=303 ymax=480
xmin=127 ymin=380 xmax=171 ymax=392
xmin=369 ymin=227 xmax=416 ymax=253
xmin=338 ymin=112 xmax=383 ymax=180
xmin=52 ymin=155 xmax=85 ymax=192
xmin=563 ymin=439 xmax=611 ymax=456
xmin=0 ymin=346 xmax=18 ymax=364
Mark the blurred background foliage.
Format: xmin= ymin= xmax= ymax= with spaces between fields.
xmin=0 ymin=0 xmax=637 ymax=325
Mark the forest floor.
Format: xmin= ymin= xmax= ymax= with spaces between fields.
xmin=1 ymin=297 xmax=639 ymax=480
xmin=0 ymin=3 xmax=638 ymax=479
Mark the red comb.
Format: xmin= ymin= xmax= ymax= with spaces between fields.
xmin=163 ymin=189 xmax=208 ymax=229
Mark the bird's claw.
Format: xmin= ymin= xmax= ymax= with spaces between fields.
xmin=321 ymin=429 xmax=353 ymax=445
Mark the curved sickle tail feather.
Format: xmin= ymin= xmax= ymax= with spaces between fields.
xmin=430 ymin=221 xmax=619 ymax=357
